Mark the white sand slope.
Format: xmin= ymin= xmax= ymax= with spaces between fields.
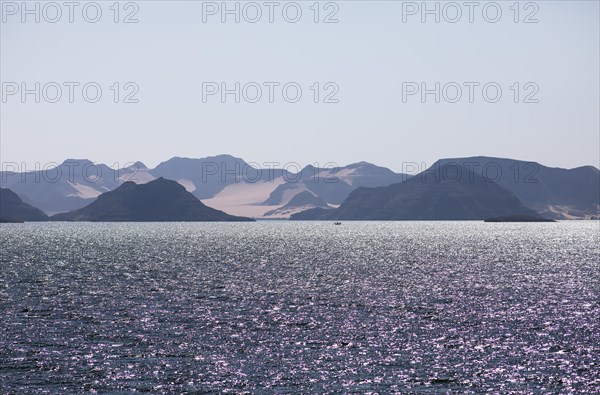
xmin=201 ymin=177 xmax=287 ymax=218
xmin=66 ymin=182 xmax=106 ymax=199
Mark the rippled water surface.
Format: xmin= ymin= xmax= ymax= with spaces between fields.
xmin=1 ymin=221 xmax=599 ymax=393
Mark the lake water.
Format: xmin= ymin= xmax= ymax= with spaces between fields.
xmin=1 ymin=221 xmax=598 ymax=393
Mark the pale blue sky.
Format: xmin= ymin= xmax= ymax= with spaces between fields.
xmin=1 ymin=1 xmax=599 ymax=172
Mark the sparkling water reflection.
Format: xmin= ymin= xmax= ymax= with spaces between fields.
xmin=1 ymin=221 xmax=599 ymax=393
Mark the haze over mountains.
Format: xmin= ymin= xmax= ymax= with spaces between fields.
xmin=1 ymin=154 xmax=599 ymax=221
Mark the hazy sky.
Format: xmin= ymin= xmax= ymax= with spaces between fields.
xmin=1 ymin=0 xmax=599 ymax=172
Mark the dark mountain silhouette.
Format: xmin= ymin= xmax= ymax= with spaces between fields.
xmin=434 ymin=157 xmax=600 ymax=219
xmin=291 ymin=165 xmax=540 ymax=220
xmin=289 ymin=207 xmax=334 ymax=220
xmin=51 ymin=178 xmax=253 ymax=222
xmin=484 ymin=215 xmax=556 ymax=222
xmin=0 ymin=188 xmax=49 ymax=222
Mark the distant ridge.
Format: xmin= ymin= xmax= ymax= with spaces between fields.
xmin=51 ymin=178 xmax=253 ymax=222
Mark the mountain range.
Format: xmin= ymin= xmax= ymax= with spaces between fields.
xmin=1 ymin=155 xmax=408 ymax=218
xmin=1 ymin=155 xmax=598 ymax=221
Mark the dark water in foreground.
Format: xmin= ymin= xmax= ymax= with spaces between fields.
xmin=0 ymin=221 xmax=599 ymax=393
